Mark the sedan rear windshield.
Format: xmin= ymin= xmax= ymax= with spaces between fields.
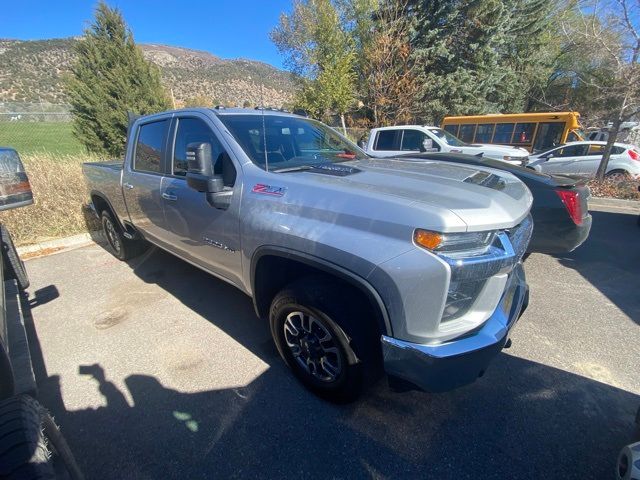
xmin=217 ymin=114 xmax=368 ymax=171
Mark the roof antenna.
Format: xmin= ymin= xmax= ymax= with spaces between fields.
xmin=260 ymin=82 xmax=268 ymax=172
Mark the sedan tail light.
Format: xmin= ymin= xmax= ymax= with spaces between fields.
xmin=556 ymin=189 xmax=583 ymax=225
xmin=628 ymin=149 xmax=639 ymax=161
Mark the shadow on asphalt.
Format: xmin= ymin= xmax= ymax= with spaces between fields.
xmin=554 ymin=209 xmax=640 ymax=325
xmin=26 ymin=247 xmax=640 ymax=480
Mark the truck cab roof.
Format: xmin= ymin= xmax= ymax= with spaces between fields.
xmin=136 ymin=107 xmax=303 ymax=119
xmin=372 ymin=125 xmax=437 ymax=131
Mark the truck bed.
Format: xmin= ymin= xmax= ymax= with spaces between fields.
xmin=82 ymin=160 xmax=128 ymax=224
xmin=83 ymin=160 xmax=123 ymax=170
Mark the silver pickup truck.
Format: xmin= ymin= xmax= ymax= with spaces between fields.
xmin=83 ymin=108 xmax=533 ymax=402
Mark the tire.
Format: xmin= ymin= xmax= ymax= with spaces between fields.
xmin=605 ymin=170 xmax=631 ymax=181
xmin=0 ymin=225 xmax=29 ymax=291
xmin=0 ymin=395 xmax=84 ymax=480
xmin=101 ymin=211 xmax=146 ymax=261
xmin=269 ymin=276 xmax=381 ymax=403
xmin=616 ymin=441 xmax=640 ymax=480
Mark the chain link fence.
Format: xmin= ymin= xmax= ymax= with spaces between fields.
xmin=0 ymin=102 xmax=83 ymax=156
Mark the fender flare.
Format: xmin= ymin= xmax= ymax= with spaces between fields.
xmin=89 ymin=190 xmax=138 ymax=237
xmin=250 ymin=246 xmax=392 ymax=336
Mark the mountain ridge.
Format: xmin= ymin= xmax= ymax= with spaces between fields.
xmin=0 ymin=38 xmax=297 ymax=108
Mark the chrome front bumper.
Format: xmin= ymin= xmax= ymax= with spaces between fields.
xmin=381 ymin=263 xmax=529 ymax=392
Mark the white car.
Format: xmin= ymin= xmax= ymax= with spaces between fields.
xmin=365 ymin=125 xmax=530 ymax=165
xmin=527 ymin=141 xmax=640 ymax=178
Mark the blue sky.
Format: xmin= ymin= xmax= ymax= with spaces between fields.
xmin=1 ymin=0 xmax=292 ymax=68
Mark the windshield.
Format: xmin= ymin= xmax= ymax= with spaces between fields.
xmin=217 ymin=114 xmax=368 ymax=171
xmin=568 ymin=129 xmax=585 ymax=142
xmin=428 ymin=127 xmax=466 ymax=147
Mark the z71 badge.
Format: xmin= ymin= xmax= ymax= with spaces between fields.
xmin=251 ymin=184 xmax=286 ymax=197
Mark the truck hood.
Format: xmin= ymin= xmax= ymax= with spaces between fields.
xmin=456 ymin=143 xmax=529 ymax=160
xmin=269 ymin=158 xmax=533 ymax=232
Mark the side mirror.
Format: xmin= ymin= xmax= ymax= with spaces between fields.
xmin=185 ymin=142 xmax=224 ymax=194
xmin=0 ymin=149 xmax=33 ymax=211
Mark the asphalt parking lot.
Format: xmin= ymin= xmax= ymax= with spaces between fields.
xmin=22 ymin=206 xmax=640 ymax=480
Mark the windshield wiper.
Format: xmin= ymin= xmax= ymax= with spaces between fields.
xmin=271 ymin=165 xmax=315 ymax=173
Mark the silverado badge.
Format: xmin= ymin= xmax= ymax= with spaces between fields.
xmin=251 ymin=184 xmax=286 ymax=197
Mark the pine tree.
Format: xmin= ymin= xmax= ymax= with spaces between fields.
xmin=501 ymin=0 xmax=557 ymax=111
xmin=65 ymin=2 xmax=171 ymax=157
xmin=410 ymin=0 xmax=515 ymax=123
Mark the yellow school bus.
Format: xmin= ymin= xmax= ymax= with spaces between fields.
xmin=441 ymin=112 xmax=583 ymax=152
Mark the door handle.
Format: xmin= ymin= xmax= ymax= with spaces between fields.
xmin=123 ymin=183 xmax=134 ymax=190
xmin=162 ymin=192 xmax=178 ymax=201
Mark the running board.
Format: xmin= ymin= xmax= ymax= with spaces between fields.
xmin=5 ymin=280 xmax=36 ymax=397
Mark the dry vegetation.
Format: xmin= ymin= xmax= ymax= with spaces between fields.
xmin=0 ymin=153 xmax=100 ymax=246
xmin=587 ymin=177 xmax=640 ymax=200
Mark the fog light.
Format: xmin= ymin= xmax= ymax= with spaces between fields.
xmin=441 ymin=280 xmax=485 ymax=322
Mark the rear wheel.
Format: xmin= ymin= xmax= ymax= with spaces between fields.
xmin=101 ymin=211 xmax=146 ymax=261
xmin=1 ymin=224 xmax=29 ymax=291
xmin=269 ymin=276 xmax=380 ymax=403
xmin=605 ymin=170 xmax=632 ymax=181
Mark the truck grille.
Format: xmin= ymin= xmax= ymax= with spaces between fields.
xmin=505 ymin=215 xmax=533 ymax=261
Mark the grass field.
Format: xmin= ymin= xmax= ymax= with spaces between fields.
xmin=0 ymin=122 xmax=85 ymax=156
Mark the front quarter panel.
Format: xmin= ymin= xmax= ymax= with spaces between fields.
xmin=240 ymin=170 xmax=420 ymax=290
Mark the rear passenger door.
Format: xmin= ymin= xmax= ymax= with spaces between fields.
xmin=370 ymin=129 xmax=402 ymax=157
xmin=575 ymin=144 xmax=605 ymax=176
xmin=122 ymin=117 xmax=172 ymax=244
xmin=162 ymin=114 xmax=243 ymax=286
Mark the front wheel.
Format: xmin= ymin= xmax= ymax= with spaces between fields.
xmin=269 ymin=277 xmax=380 ymax=403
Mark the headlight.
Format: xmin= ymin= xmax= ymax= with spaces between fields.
xmin=414 ymin=229 xmax=496 ymax=256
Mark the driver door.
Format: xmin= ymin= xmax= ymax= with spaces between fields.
xmin=161 ymin=114 xmax=243 ymax=287
xmin=539 ymin=144 xmax=588 ymax=175
xmin=400 ymin=129 xmax=440 ymax=154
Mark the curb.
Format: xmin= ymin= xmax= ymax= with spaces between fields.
xmin=18 ymin=231 xmax=105 ymax=260
xmin=588 ymin=196 xmax=640 ymax=212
